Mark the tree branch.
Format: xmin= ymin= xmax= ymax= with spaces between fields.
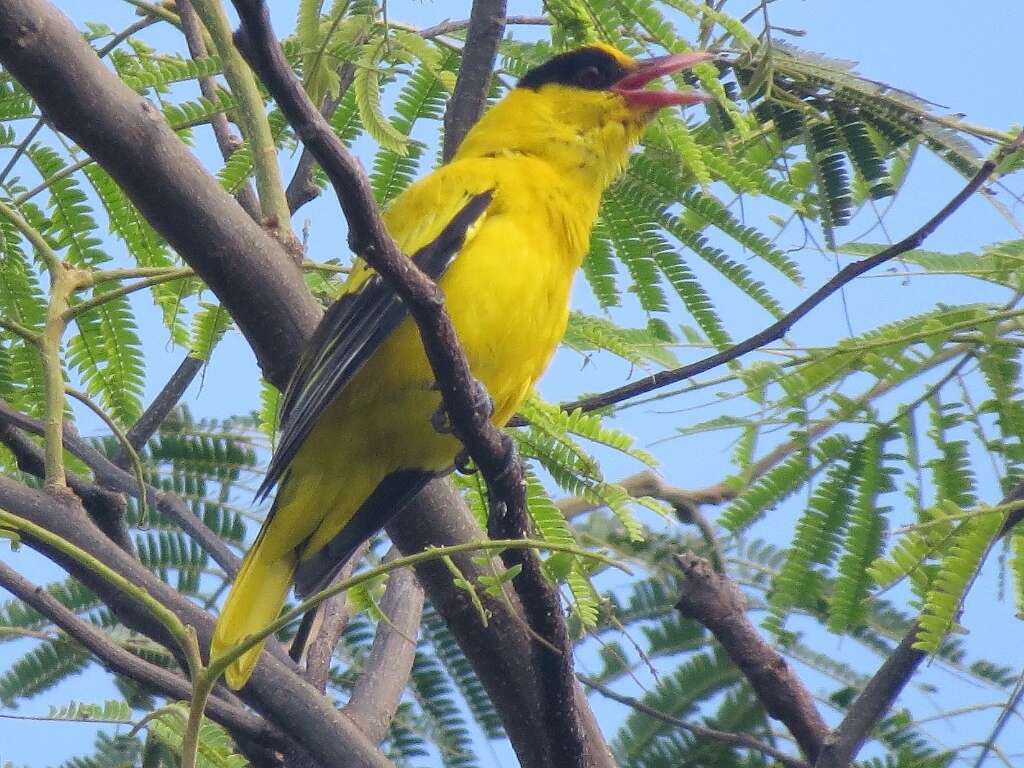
xmin=0 ymin=397 xmax=240 ymax=577
xmin=0 ymin=560 xmax=277 ymax=750
xmin=342 ymin=560 xmax=424 ymax=742
xmin=557 ymin=469 xmax=724 ymax=571
xmin=579 ymin=673 xmax=809 ymax=768
xmin=441 ymin=0 xmax=507 ymax=161
xmin=561 ymin=131 xmax=1024 ymax=415
xmin=387 ymin=481 xmax=616 ymax=768
xmin=420 ymin=14 xmax=547 ymax=40
xmin=674 ymin=552 xmax=829 ymax=762
xmin=230 ymin=5 xmax=592 ymax=766
xmin=119 ymin=354 xmax=204 ymax=460
xmin=816 ymin=480 xmax=1024 ymax=767
xmin=299 ymin=540 xmax=369 ymax=689
xmin=0 ymin=474 xmax=393 ymax=768
xmin=0 ymin=0 xmax=321 ymax=390
xmin=0 ymin=422 xmax=134 ymax=553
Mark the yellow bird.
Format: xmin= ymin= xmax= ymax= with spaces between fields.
xmin=212 ymin=43 xmax=711 ymax=689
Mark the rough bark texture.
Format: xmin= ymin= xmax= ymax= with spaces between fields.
xmin=0 ymin=2 xmax=615 ymax=766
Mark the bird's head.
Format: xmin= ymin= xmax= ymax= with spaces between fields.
xmin=454 ymin=43 xmax=713 ymax=188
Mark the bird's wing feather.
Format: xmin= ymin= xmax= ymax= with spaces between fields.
xmin=256 ymin=188 xmax=494 ymax=500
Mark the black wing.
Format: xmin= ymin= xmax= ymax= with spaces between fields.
xmin=256 ymin=190 xmax=495 ymax=501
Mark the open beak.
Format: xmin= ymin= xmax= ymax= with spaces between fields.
xmin=612 ymin=51 xmax=715 ymax=109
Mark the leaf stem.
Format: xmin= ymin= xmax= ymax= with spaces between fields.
xmin=64 ymin=386 xmax=151 ymax=526
xmin=190 ymin=0 xmax=294 ymax=246
xmin=207 ymin=538 xmax=628 ymax=679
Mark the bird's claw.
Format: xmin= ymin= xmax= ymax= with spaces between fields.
xmin=454 ymin=449 xmax=475 ymax=475
xmin=431 ymin=405 xmax=453 ymax=434
xmin=430 ymin=377 xmax=494 ymax=435
xmin=468 ymin=376 xmax=495 ymax=422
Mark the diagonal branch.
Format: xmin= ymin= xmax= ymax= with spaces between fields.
xmin=342 ymin=558 xmax=424 ymax=742
xmin=0 ymin=560 xmax=276 ymax=750
xmin=441 ymin=0 xmax=508 ymax=161
xmin=561 ymin=131 xmax=1024 ymax=415
xmin=0 ymin=398 xmax=240 ymax=576
xmin=0 ymin=473 xmax=392 ymax=768
xmin=674 ymin=552 xmax=829 ymax=762
xmin=0 ymin=422 xmax=134 ymax=553
xmin=0 ymin=0 xmax=321 ymax=390
xmin=816 ymin=480 xmax=1024 ymax=768
xmin=119 ymin=354 xmax=204 ymax=460
xmin=298 ymin=540 xmax=369 ymax=688
xmin=230 ymin=6 xmax=590 ymax=767
xmin=579 ymin=673 xmax=809 ymax=768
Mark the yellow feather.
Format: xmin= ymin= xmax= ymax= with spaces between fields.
xmin=211 ymin=44 xmax=689 ymax=690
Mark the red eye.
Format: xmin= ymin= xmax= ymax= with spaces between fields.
xmin=576 ymin=65 xmax=603 ymax=89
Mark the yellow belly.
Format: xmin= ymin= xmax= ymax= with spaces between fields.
xmin=279 ymin=223 xmax=573 ymax=558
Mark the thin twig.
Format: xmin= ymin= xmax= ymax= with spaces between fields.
xmin=418 ymin=14 xmax=547 ymax=40
xmin=0 ymin=561 xmax=276 ymax=745
xmin=557 ymin=469 xmax=724 ymax=571
xmin=0 ymin=397 xmax=240 ymax=576
xmin=120 ymin=355 xmax=204 ymax=457
xmin=580 ymin=673 xmax=809 ymax=768
xmin=560 ymin=131 xmax=1024 ymax=415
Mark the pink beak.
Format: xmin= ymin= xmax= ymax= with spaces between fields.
xmin=611 ymin=51 xmax=715 ymax=109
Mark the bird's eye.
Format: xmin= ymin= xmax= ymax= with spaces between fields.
xmin=576 ymin=65 xmax=603 ymax=89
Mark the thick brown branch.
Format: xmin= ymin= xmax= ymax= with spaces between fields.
xmin=230 ymin=5 xmax=591 ymax=766
xmin=579 ymin=673 xmax=809 ymax=768
xmin=0 ymin=0 xmax=321 ymax=390
xmin=388 ymin=481 xmax=616 ymax=768
xmin=0 ymin=560 xmax=276 ymax=749
xmin=0 ymin=422 xmax=134 ymax=553
xmin=0 ymin=398 xmax=240 ymax=577
xmin=562 ymin=131 xmax=1024 ymax=414
xmin=674 ymin=552 xmax=829 ymax=762
xmin=0 ymin=475 xmax=392 ymax=768
xmin=343 ymin=561 xmax=424 ymax=742
xmin=441 ymin=0 xmax=507 ymax=161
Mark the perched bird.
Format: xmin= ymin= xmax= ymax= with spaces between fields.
xmin=211 ymin=42 xmax=712 ymax=689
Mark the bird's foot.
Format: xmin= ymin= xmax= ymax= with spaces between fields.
xmin=467 ymin=376 xmax=495 ymax=422
xmin=454 ymin=449 xmax=475 ymax=475
xmin=430 ymin=376 xmax=495 ymax=434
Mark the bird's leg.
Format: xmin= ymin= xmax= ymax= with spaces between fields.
xmin=454 ymin=449 xmax=475 ymax=475
xmin=430 ymin=376 xmax=495 ymax=434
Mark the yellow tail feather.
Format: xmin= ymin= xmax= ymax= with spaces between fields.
xmin=211 ymin=536 xmax=297 ymax=690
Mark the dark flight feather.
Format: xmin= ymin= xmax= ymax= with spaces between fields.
xmin=256 ymin=189 xmax=495 ymax=502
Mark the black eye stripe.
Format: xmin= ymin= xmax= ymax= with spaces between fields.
xmin=518 ymin=47 xmax=629 ymax=92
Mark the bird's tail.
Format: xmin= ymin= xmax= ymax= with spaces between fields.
xmin=210 ymin=530 xmax=297 ymax=690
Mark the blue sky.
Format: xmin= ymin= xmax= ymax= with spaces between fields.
xmin=2 ymin=1 xmax=1024 ymax=765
